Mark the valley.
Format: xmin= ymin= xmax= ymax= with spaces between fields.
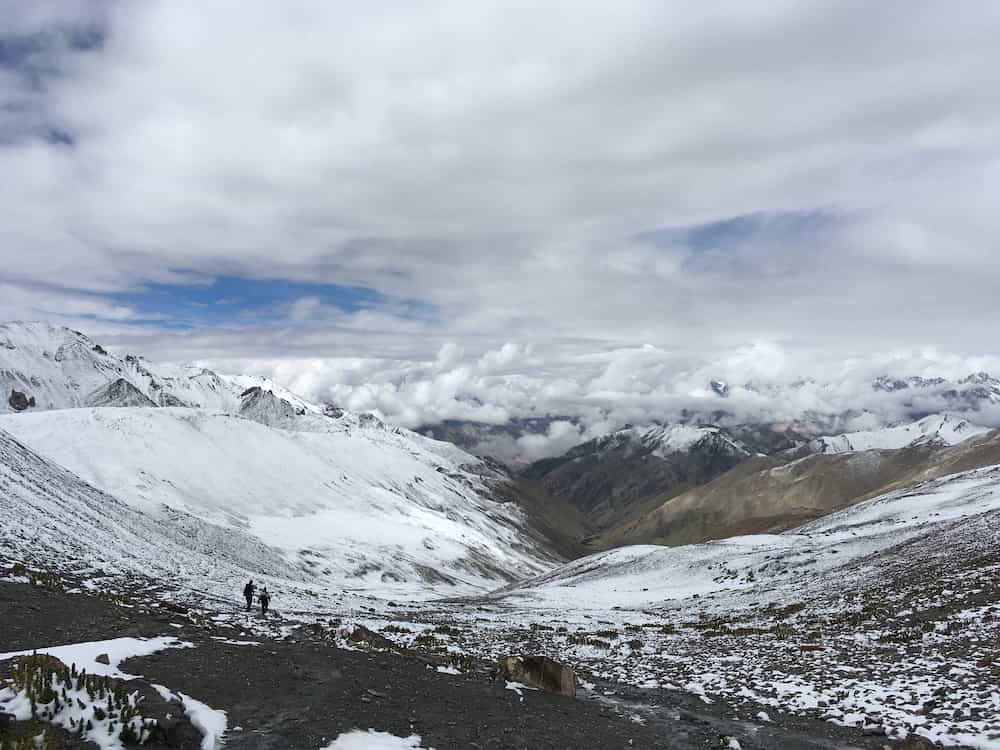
xmin=2 ymin=322 xmax=999 ymax=749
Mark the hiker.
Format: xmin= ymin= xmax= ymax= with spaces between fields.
xmin=259 ymin=587 xmax=271 ymax=616
xmin=243 ymin=579 xmax=255 ymax=611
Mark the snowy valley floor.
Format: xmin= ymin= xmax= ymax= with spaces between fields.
xmin=1 ymin=579 xmax=912 ymax=750
xmin=3 ymin=466 xmax=1000 ymax=748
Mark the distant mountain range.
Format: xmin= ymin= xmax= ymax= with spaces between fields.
xmin=1 ymin=320 xmax=316 ymax=414
xmin=4 ymin=321 xmax=997 ymax=746
xmin=417 ymin=372 xmax=1000 ymax=464
xmin=3 ymin=320 xmax=999 ymax=585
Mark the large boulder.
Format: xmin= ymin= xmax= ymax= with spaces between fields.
xmin=347 ymin=624 xmax=397 ymax=651
xmin=7 ymin=390 xmax=34 ymax=411
xmin=495 ymin=655 xmax=576 ymax=698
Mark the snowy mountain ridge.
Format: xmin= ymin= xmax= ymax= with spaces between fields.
xmin=569 ymin=423 xmax=750 ymax=462
xmin=0 ymin=321 xmax=562 ymax=597
xmin=0 ymin=425 xmax=304 ymax=591
xmin=0 ymin=321 xmax=319 ymax=415
xmin=808 ymin=413 xmax=989 ymax=454
xmin=0 ymin=404 xmax=559 ymax=597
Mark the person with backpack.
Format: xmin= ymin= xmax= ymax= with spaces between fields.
xmin=259 ymin=587 xmax=271 ymax=616
xmin=243 ymin=580 xmax=255 ymax=611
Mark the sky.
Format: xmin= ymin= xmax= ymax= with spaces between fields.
xmin=2 ymin=1 xmax=1000 ymax=450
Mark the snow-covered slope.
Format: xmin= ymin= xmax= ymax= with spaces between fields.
xmin=447 ymin=464 xmax=1000 ymax=748
xmin=495 ymin=462 xmax=1000 ymax=610
xmin=809 ymin=413 xmax=988 ymax=454
xmin=0 ymin=426 xmax=301 ymax=589
xmin=0 ymin=321 xmax=316 ymax=414
xmin=0 ymin=407 xmax=558 ymax=596
xmin=1 ymin=323 xmax=124 ymax=411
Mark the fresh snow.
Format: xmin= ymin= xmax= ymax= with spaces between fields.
xmin=0 ymin=407 xmax=557 ymax=596
xmin=178 ymin=692 xmax=229 ymax=750
xmin=4 ymin=322 xmax=999 ymax=748
xmin=0 ymin=676 xmax=149 ymax=750
xmin=0 ymin=425 xmax=313 ymax=609
xmin=0 ymin=321 xmax=318 ymax=414
xmin=322 ymin=730 xmax=430 ymax=749
xmin=504 ymin=680 xmax=537 ymax=697
xmin=810 ymin=413 xmax=988 ymax=454
xmin=394 ymin=464 xmax=1000 ymax=748
xmin=494 ymin=465 xmax=1000 ymax=611
xmin=0 ymin=637 xmax=199 ymax=750
xmin=0 ymin=638 xmax=228 ymax=750
xmin=635 ymin=424 xmax=724 ymax=456
xmin=0 ymin=636 xmax=192 ymax=678
xmin=595 ymin=423 xmax=746 ymax=458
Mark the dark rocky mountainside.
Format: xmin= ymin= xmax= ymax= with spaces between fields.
xmin=520 ymin=426 xmax=754 ymax=547
xmin=605 ymin=428 xmax=1000 ymax=548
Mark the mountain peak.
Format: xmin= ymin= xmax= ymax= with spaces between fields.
xmin=86 ymin=378 xmax=158 ymax=408
xmin=238 ymin=386 xmax=300 ymax=425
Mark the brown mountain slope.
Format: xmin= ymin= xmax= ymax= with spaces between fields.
xmin=520 ymin=428 xmax=758 ymax=546
xmin=602 ymin=430 xmax=1000 ymax=548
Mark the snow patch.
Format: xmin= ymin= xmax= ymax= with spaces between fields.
xmin=0 ymin=636 xmax=192 ymax=678
xmin=178 ymin=691 xmax=228 ymax=750
xmin=322 ymin=730 xmax=430 ymax=749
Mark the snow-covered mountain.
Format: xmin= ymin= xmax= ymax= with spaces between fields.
xmin=0 ymin=406 xmax=558 ymax=596
xmin=621 ymin=423 xmax=746 ymax=457
xmin=0 ymin=425 xmax=302 ymax=589
xmin=462 ymin=463 xmax=1000 ymax=744
xmin=520 ymin=424 xmax=754 ymax=545
xmin=871 ymin=372 xmax=1000 ymax=404
xmin=601 ymin=420 xmax=1000 ymax=549
xmin=496 ymin=463 xmax=1000 ymax=608
xmin=0 ymin=322 xmax=562 ymax=597
xmin=808 ymin=413 xmax=988 ymax=454
xmin=0 ymin=321 xmax=314 ymax=413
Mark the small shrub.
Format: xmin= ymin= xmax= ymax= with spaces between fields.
xmin=567 ymin=635 xmax=611 ymax=650
xmin=381 ymin=624 xmax=411 ymax=634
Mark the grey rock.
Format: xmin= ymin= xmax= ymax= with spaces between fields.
xmin=7 ymin=389 xmax=34 ymax=411
xmin=494 ymin=655 xmax=576 ymax=698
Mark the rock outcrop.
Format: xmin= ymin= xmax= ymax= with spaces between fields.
xmin=7 ymin=390 xmax=34 ymax=411
xmin=494 ymin=655 xmax=576 ymax=697
xmin=85 ymin=378 xmax=157 ymax=408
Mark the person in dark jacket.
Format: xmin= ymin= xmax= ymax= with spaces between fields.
xmin=243 ymin=580 xmax=255 ymax=611
xmin=259 ymin=588 xmax=271 ymax=616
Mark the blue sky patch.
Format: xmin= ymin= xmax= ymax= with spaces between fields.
xmin=109 ymin=275 xmax=385 ymax=328
xmin=639 ymin=210 xmax=835 ymax=253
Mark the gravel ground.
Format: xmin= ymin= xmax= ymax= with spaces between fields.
xmin=0 ymin=580 xmax=919 ymax=749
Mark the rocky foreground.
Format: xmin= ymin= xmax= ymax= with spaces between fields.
xmin=0 ymin=578 xmax=936 ymax=750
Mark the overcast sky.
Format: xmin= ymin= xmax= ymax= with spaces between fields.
xmin=2 ymin=1 xmax=1000 ymax=441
